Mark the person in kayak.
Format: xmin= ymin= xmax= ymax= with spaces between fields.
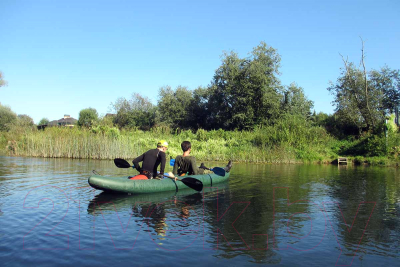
xmin=132 ymin=140 xmax=168 ymax=179
xmin=172 ymin=141 xmax=204 ymax=176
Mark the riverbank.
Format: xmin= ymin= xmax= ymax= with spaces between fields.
xmin=1 ymin=126 xmax=399 ymax=167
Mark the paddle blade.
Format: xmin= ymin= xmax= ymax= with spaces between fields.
xmin=114 ymin=158 xmax=131 ymax=168
xmin=211 ymin=167 xmax=226 ymax=176
xmin=181 ymin=177 xmax=203 ymax=192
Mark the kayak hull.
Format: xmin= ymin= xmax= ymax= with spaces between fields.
xmin=88 ymin=171 xmax=230 ymax=194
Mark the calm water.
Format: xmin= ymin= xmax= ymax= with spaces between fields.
xmin=1 ymin=156 xmax=399 ymax=266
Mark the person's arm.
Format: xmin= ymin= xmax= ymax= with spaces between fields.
xmin=159 ymin=151 xmax=166 ymax=175
xmin=132 ymin=154 xmax=144 ymax=173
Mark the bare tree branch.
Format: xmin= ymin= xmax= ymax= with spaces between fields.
xmin=360 ymin=37 xmax=375 ymax=129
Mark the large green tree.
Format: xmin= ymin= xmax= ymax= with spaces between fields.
xmin=78 ymin=108 xmax=99 ymax=128
xmin=369 ymin=66 xmax=400 ymax=113
xmin=157 ymin=85 xmax=194 ymax=128
xmin=282 ymin=83 xmax=314 ymax=118
xmin=112 ymin=93 xmax=156 ymax=130
xmin=328 ymin=45 xmax=400 ymax=134
xmin=205 ymin=42 xmax=283 ymax=130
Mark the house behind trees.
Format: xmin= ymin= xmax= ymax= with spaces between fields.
xmin=38 ymin=115 xmax=77 ymax=130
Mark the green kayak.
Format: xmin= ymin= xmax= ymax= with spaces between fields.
xmin=88 ymin=164 xmax=231 ymax=194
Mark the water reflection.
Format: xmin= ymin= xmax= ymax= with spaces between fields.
xmin=0 ymin=156 xmax=400 ymax=266
xmin=87 ymin=189 xmax=207 ymax=250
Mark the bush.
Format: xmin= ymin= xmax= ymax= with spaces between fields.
xmin=0 ymin=104 xmax=17 ymax=131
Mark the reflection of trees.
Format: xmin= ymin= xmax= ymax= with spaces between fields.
xmin=326 ymin=166 xmax=400 ymax=258
xmin=202 ymin=169 xmax=279 ymax=263
xmin=86 ymin=163 xmax=400 ymax=263
xmin=202 ymin=163 xmax=339 ymax=264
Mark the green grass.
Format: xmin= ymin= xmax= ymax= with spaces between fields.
xmin=0 ymin=124 xmax=335 ymax=163
xmin=1 ymin=122 xmax=399 ymax=166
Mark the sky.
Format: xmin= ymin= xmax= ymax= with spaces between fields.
xmin=0 ymin=0 xmax=399 ymax=124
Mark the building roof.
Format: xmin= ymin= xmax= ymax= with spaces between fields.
xmin=48 ymin=116 xmax=77 ymax=126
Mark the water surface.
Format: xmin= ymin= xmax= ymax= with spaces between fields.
xmin=0 ymin=156 xmax=399 ymax=266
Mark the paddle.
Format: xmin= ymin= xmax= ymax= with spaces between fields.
xmin=114 ymin=158 xmax=134 ymax=168
xmin=163 ymin=175 xmax=203 ymax=192
xmin=201 ymin=166 xmax=226 ymax=176
xmin=170 ymin=158 xmax=226 ymax=176
xmin=113 ymin=158 xmax=203 ymax=192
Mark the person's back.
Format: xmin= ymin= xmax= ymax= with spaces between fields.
xmin=172 ymin=141 xmax=204 ymax=176
xmin=132 ymin=140 xmax=168 ymax=179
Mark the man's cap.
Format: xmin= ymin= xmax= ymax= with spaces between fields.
xmin=157 ymin=140 xmax=168 ymax=148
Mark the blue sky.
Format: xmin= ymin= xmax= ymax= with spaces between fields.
xmin=1 ymin=0 xmax=399 ymax=123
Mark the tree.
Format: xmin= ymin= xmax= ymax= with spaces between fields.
xmin=369 ymin=66 xmax=400 ymax=113
xmin=0 ymin=71 xmax=7 ymax=88
xmin=328 ymin=41 xmax=400 ymax=134
xmin=17 ymin=114 xmax=34 ymax=126
xmin=187 ymin=86 xmax=212 ymax=129
xmin=111 ymin=93 xmax=157 ymax=130
xmin=38 ymin=118 xmax=50 ymax=126
xmin=157 ymin=85 xmax=194 ymax=128
xmin=77 ymin=108 xmax=99 ymax=128
xmin=205 ymin=42 xmax=283 ymax=130
xmin=282 ymin=83 xmax=314 ymax=118
xmin=0 ymin=103 xmax=17 ymax=131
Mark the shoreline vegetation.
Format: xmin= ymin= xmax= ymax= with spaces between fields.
xmin=1 ymin=41 xmax=399 ymax=166
xmin=1 ymin=124 xmax=399 ymax=167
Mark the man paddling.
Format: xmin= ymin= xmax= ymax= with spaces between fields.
xmin=172 ymin=141 xmax=204 ymax=176
xmin=132 ymin=140 xmax=168 ymax=179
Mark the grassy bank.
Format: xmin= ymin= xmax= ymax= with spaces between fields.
xmin=1 ymin=123 xmax=337 ymax=163
xmin=1 ymin=122 xmax=399 ymax=166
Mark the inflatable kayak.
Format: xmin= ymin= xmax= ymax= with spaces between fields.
xmin=88 ymin=163 xmax=232 ymax=194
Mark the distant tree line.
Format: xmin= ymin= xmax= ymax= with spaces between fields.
xmin=105 ymin=41 xmax=399 ymax=138
xmin=107 ymin=42 xmax=315 ymax=131
xmin=1 ymin=41 xmax=399 ymax=140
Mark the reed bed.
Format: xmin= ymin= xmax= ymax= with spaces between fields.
xmin=4 ymin=124 xmax=337 ymax=163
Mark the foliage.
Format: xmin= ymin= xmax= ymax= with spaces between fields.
xmin=96 ymin=115 xmax=115 ymax=127
xmin=38 ymin=118 xmax=50 ymax=126
xmin=0 ymin=71 xmax=7 ymax=88
xmin=4 ymin=121 xmax=336 ymax=162
xmin=369 ymin=66 xmax=400 ymax=113
xmin=205 ymin=42 xmax=283 ymax=130
xmin=335 ymin=131 xmax=400 ymax=157
xmin=2 ymin=42 xmax=399 ymax=165
xmin=316 ymin=112 xmax=360 ymax=139
xmin=282 ymin=83 xmax=314 ymax=118
xmin=77 ymin=107 xmax=99 ymax=128
xmin=157 ymin=85 xmax=194 ymax=128
xmin=17 ymin=114 xmax=34 ymax=126
xmin=328 ymin=42 xmax=400 ymax=134
xmin=0 ymin=103 xmax=17 ymax=131
xmin=91 ymin=125 xmax=120 ymax=139
xmin=111 ymin=93 xmax=157 ymax=130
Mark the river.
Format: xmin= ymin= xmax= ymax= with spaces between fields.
xmin=0 ymin=156 xmax=399 ymax=266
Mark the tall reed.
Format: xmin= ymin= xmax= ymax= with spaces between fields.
xmin=4 ymin=121 xmax=338 ymax=163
